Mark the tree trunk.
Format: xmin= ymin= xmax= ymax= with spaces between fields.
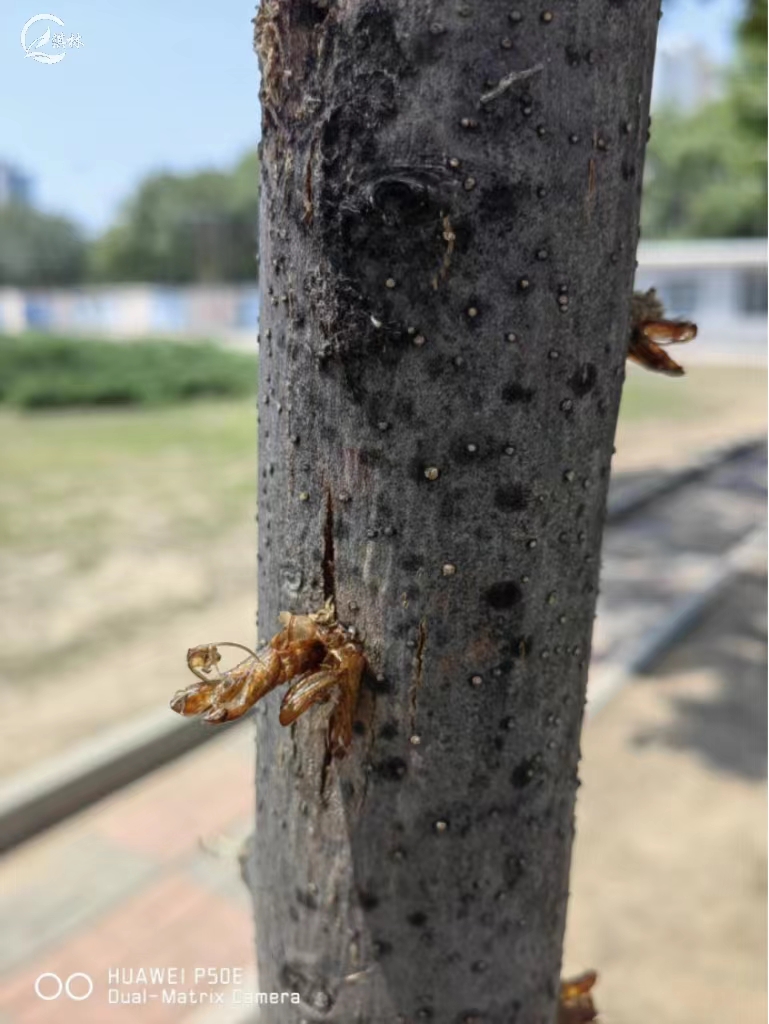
xmin=250 ymin=1 xmax=659 ymax=1020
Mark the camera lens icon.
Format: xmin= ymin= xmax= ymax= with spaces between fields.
xmin=35 ymin=972 xmax=93 ymax=1000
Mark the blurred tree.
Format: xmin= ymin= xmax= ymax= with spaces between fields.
xmin=88 ymin=150 xmax=260 ymax=283
xmin=641 ymin=0 xmax=767 ymax=238
xmin=0 ymin=204 xmax=86 ymax=285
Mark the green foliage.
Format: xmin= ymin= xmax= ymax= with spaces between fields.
xmin=0 ymin=204 xmax=86 ymax=285
xmin=642 ymin=0 xmax=767 ymax=239
xmin=88 ymin=150 xmax=260 ymax=284
xmin=0 ymin=334 xmax=257 ymax=409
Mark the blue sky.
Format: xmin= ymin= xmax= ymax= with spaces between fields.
xmin=0 ymin=0 xmax=744 ymax=234
xmin=660 ymin=0 xmax=743 ymax=62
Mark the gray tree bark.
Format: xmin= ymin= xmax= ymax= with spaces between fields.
xmin=249 ymin=2 xmax=659 ymax=1021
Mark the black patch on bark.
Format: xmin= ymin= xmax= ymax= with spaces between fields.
xmin=409 ymin=458 xmax=440 ymax=485
xmin=354 ymin=5 xmax=402 ymax=57
xmin=335 ymin=173 xmax=447 ymax=318
xmin=372 ymin=177 xmax=432 ymax=225
xmin=359 ymin=447 xmax=386 ymax=466
xmin=450 ymin=216 xmax=474 ymax=253
xmin=364 ymin=672 xmax=393 ymax=694
xmin=501 ymin=381 xmax=535 ymax=404
xmin=568 ymin=362 xmax=598 ymax=397
xmin=394 ymin=395 xmax=416 ymax=422
xmin=374 ymin=756 xmax=408 ymax=781
xmin=401 ymin=552 xmax=425 ymax=573
xmin=504 ymin=854 xmax=526 ymax=888
xmin=450 ymin=438 xmax=483 ymax=465
xmin=294 ymin=0 xmax=331 ymax=27
xmin=412 ymin=28 xmax=447 ymax=65
xmin=319 ymin=745 xmax=333 ymax=801
xmin=358 ymin=889 xmax=380 ymax=910
xmin=511 ymin=756 xmax=539 ymax=788
xmin=440 ymin=488 xmax=466 ymax=520
xmin=479 ymin=182 xmax=521 ymax=220
xmin=280 ymin=962 xmax=306 ymax=992
xmin=295 ymin=887 xmax=319 ymax=911
xmin=501 ymin=635 xmax=534 ymax=661
xmin=485 ymin=581 xmax=523 ymax=610
xmin=494 ymin=485 xmax=528 ymax=512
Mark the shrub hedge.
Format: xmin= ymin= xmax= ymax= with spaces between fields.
xmin=0 ymin=334 xmax=257 ymax=409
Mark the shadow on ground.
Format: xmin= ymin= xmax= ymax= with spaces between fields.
xmin=633 ymin=569 xmax=767 ymax=780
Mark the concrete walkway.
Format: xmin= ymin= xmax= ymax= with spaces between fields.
xmin=0 ymin=728 xmax=256 ymax=1024
xmin=565 ymin=566 xmax=767 ymax=1024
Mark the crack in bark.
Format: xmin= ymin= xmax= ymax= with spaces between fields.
xmin=409 ymin=618 xmax=428 ymax=736
xmin=319 ymin=485 xmax=337 ymax=805
xmin=358 ymin=684 xmax=380 ymax=813
xmin=290 ymin=721 xmax=300 ymax=767
xmin=319 ymin=743 xmax=333 ymax=804
xmin=586 ymin=156 xmax=597 ymax=222
xmin=303 ymin=135 xmax=318 ymax=225
xmin=323 ymin=485 xmax=336 ymax=606
xmin=432 ymin=214 xmax=455 ymax=290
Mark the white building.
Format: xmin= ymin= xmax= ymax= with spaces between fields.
xmin=635 ymin=238 xmax=767 ymax=363
xmin=0 ymin=283 xmax=260 ymax=349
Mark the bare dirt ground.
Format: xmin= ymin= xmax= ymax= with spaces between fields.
xmin=0 ymin=493 xmax=257 ymax=776
xmin=0 ymin=371 xmax=765 ymax=1021
xmin=0 ymin=402 xmax=258 ymax=778
xmin=613 ymin=365 xmax=768 ymax=472
xmin=564 ymin=564 xmax=767 ymax=1024
xmin=0 ymin=586 xmax=256 ymax=778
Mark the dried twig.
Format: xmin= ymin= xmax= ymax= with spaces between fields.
xmin=480 ymin=64 xmax=544 ymax=106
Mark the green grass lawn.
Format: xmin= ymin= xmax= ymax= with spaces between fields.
xmin=619 ymin=364 xmax=765 ymax=422
xmin=0 ymin=399 xmax=259 ymax=682
xmin=0 ymin=400 xmax=257 ymax=557
xmin=1 ymin=365 xmax=763 ymax=558
xmin=0 ymin=366 xmax=763 ymax=758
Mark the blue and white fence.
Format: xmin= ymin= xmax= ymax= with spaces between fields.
xmin=0 ymin=284 xmax=260 ymax=348
xmin=0 ymin=240 xmax=765 ymax=361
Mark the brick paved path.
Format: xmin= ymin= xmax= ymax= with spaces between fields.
xmin=0 ymin=729 xmax=256 ymax=1024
